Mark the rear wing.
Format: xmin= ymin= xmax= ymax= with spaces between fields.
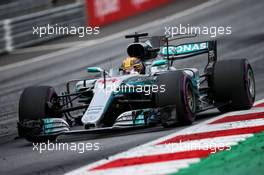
xmin=160 ymin=40 xmax=217 ymax=74
xmin=160 ymin=40 xmax=217 ymax=60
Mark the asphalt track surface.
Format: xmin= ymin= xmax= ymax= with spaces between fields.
xmin=0 ymin=0 xmax=264 ymax=174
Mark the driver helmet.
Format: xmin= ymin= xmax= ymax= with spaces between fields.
xmin=121 ymin=57 xmax=144 ymax=74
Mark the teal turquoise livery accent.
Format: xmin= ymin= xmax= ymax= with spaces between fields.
xmin=134 ymin=113 xmax=145 ymax=125
xmin=152 ymin=59 xmax=168 ymax=67
xmin=43 ymin=119 xmax=55 ymax=134
xmin=43 ymin=118 xmax=54 ymax=123
xmin=87 ymin=67 xmax=101 ymax=73
xmin=44 ymin=123 xmax=54 ymax=129
xmin=161 ymin=42 xmax=208 ymax=55
xmin=44 ymin=128 xmax=54 ymax=134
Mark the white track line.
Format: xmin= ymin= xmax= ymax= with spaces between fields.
xmin=254 ymin=99 xmax=264 ymax=106
xmin=135 ymin=107 xmax=264 ymax=147
xmin=77 ymin=159 xmax=200 ymax=175
xmin=114 ymin=134 xmax=252 ymax=158
xmin=0 ymin=0 xmax=224 ymax=72
xmin=188 ymin=118 xmax=264 ymax=133
xmin=66 ymin=99 xmax=264 ymax=175
xmin=11 ymin=41 xmax=87 ymax=54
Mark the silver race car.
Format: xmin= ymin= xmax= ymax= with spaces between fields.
xmin=17 ymin=33 xmax=256 ymax=142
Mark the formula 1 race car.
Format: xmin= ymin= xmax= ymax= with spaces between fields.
xmin=17 ymin=33 xmax=256 ymax=142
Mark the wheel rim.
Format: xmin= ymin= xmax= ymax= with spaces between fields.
xmin=247 ymin=68 xmax=255 ymax=98
xmin=186 ymin=83 xmax=195 ymax=112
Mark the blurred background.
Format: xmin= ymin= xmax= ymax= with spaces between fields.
xmin=0 ymin=0 xmax=81 ymax=54
xmin=0 ymin=0 xmax=264 ymax=141
xmin=0 ymin=0 xmax=264 ymax=174
xmin=0 ymin=0 xmax=209 ymax=139
xmin=0 ymin=0 xmax=176 ymax=56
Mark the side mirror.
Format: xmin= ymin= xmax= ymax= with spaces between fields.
xmin=86 ymin=67 xmax=109 ymax=78
xmin=152 ymin=59 xmax=167 ymax=67
xmin=86 ymin=67 xmax=104 ymax=73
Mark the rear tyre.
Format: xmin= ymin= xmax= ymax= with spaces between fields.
xmin=156 ymin=71 xmax=196 ymax=125
xmin=212 ymin=59 xmax=255 ymax=113
xmin=18 ymin=86 xmax=60 ymax=142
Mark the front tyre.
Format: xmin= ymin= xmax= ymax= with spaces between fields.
xmin=175 ymin=71 xmax=196 ymax=124
xmin=18 ymin=86 xmax=61 ymax=142
xmin=212 ymin=59 xmax=256 ymax=113
xmin=156 ymin=71 xmax=196 ymax=125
